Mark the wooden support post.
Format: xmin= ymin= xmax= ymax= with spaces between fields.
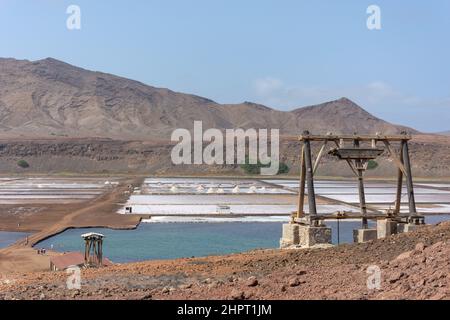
xmin=92 ymin=241 xmax=96 ymax=265
xmin=402 ymin=140 xmax=417 ymax=216
xmin=395 ymin=146 xmax=404 ymax=215
xmin=297 ymin=145 xmax=306 ymax=218
xmin=91 ymin=241 xmax=94 ymax=264
xmin=84 ymin=241 xmax=89 ymax=265
xmin=333 ymin=140 xmax=358 ymax=177
xmin=313 ymin=140 xmax=328 ymax=175
xmin=357 ymin=170 xmax=368 ymax=228
xmin=99 ymin=240 xmax=103 ymax=266
xmin=304 ymin=137 xmax=317 ymax=216
xmin=89 ymin=241 xmax=92 ymax=264
xmin=371 ymin=139 xmax=377 ymax=148
xmin=354 ymin=139 xmax=368 ymax=228
xmin=90 ymin=241 xmax=93 ymax=265
xmin=94 ymin=242 xmax=96 ymax=265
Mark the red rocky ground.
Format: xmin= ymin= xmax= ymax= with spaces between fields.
xmin=0 ymin=221 xmax=449 ymax=300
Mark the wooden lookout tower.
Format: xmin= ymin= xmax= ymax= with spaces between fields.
xmin=81 ymin=232 xmax=104 ymax=267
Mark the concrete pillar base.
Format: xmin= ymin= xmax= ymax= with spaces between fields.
xmin=280 ymin=223 xmax=332 ymax=248
xmin=397 ymin=223 xmax=418 ymax=233
xmin=280 ymin=224 xmax=300 ymax=248
xmin=377 ymin=219 xmax=398 ymax=239
xmin=299 ymin=225 xmax=332 ymax=247
xmin=353 ymin=228 xmax=377 ymax=243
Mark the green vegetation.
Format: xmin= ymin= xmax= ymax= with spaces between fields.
xmin=240 ymin=161 xmax=261 ymax=174
xmin=367 ymin=159 xmax=378 ymax=170
xmin=277 ymin=162 xmax=290 ymax=174
xmin=240 ymin=157 xmax=290 ymax=175
xmin=17 ymin=159 xmax=30 ymax=168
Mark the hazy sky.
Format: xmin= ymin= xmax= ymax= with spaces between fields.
xmin=1 ymin=0 xmax=449 ymax=132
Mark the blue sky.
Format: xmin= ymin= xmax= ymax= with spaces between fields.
xmin=1 ymin=0 xmax=449 ymax=132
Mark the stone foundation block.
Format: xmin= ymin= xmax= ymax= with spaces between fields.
xmin=298 ymin=225 xmax=332 ymax=247
xmin=280 ymin=223 xmax=332 ymax=248
xmin=353 ymin=228 xmax=377 ymax=243
xmin=377 ymin=219 xmax=398 ymax=239
xmin=280 ymin=224 xmax=300 ymax=248
xmin=397 ymin=223 xmax=418 ymax=233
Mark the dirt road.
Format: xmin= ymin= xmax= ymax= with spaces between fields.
xmin=0 ymin=177 xmax=145 ymax=274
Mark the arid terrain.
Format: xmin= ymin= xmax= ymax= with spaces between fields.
xmin=1 ymin=221 xmax=449 ymax=300
xmin=0 ymin=176 xmax=145 ymax=234
xmin=0 ymin=57 xmax=449 ymax=301
xmin=0 ymin=177 xmax=146 ymax=274
xmin=1 ymin=57 xmax=450 ymax=177
xmin=2 ymin=134 xmax=450 ymax=177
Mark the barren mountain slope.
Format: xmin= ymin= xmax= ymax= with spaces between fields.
xmin=291 ymin=98 xmax=414 ymax=134
xmin=0 ymin=57 xmax=416 ymax=139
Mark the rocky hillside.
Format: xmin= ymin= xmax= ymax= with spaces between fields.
xmin=2 ymin=135 xmax=450 ymax=177
xmin=0 ymin=57 xmax=415 ymax=140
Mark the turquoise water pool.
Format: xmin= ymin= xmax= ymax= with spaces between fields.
xmin=0 ymin=231 xmax=29 ymax=248
xmin=38 ymin=223 xmax=283 ymax=263
xmin=36 ymin=215 xmax=450 ymax=263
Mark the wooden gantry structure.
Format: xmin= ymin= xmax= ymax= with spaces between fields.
xmin=81 ymin=232 xmax=104 ymax=267
xmin=295 ymin=131 xmax=424 ymax=228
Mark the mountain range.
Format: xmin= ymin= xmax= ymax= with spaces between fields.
xmin=0 ymin=57 xmax=415 ymax=140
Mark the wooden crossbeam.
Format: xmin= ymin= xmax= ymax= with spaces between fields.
xmin=299 ymin=134 xmax=411 ymax=142
xmin=294 ymin=213 xmax=424 ymax=222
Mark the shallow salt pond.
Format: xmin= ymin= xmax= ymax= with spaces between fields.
xmin=0 ymin=177 xmax=116 ymax=204
xmin=119 ymin=178 xmax=450 ymax=217
xmin=123 ymin=204 xmax=356 ymax=215
xmin=322 ymin=194 xmax=450 ymax=204
xmin=142 ymin=178 xmax=294 ymax=195
xmin=126 ymin=194 xmax=295 ymax=205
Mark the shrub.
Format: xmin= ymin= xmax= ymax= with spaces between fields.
xmin=17 ymin=160 xmax=30 ymax=168
xmin=240 ymin=162 xmax=261 ymax=174
xmin=277 ymin=162 xmax=290 ymax=174
xmin=240 ymin=157 xmax=290 ymax=175
xmin=367 ymin=159 xmax=378 ymax=170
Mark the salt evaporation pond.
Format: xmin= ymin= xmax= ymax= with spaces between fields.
xmin=0 ymin=231 xmax=29 ymax=248
xmin=120 ymin=178 xmax=450 ymax=217
xmin=0 ymin=177 xmax=115 ymax=204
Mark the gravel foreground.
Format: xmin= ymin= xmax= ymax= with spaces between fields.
xmin=1 ymin=221 xmax=449 ymax=300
